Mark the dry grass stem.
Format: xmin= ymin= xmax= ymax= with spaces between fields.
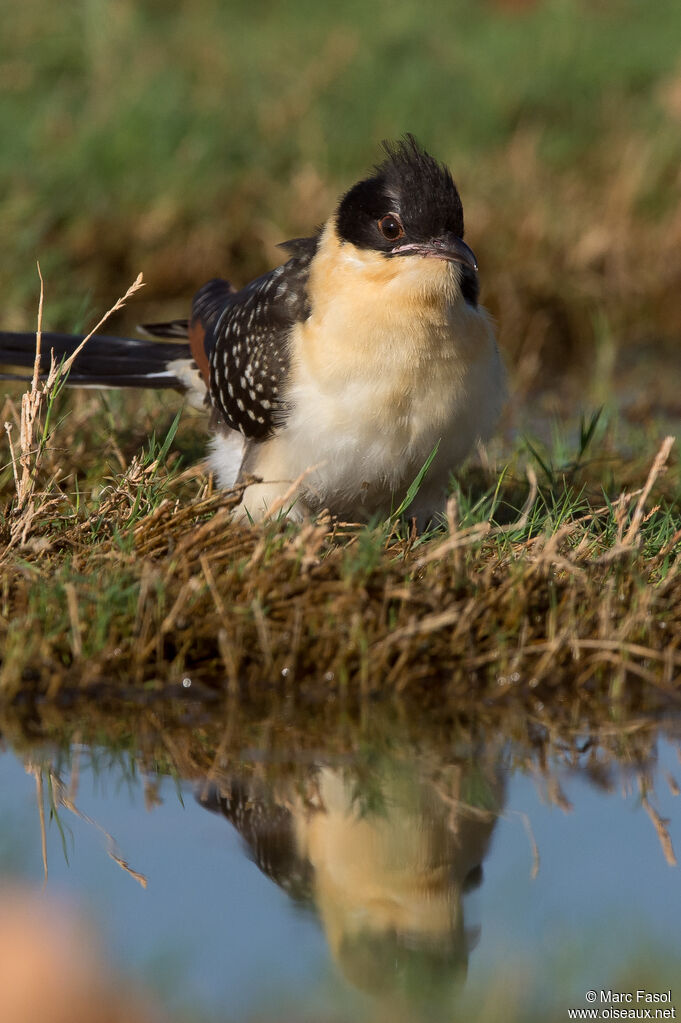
xmin=38 ymin=766 xmax=148 ymax=889
xmin=30 ymin=765 xmax=48 ymax=886
xmin=50 ymin=272 xmax=145 ymax=385
xmin=623 ymin=436 xmax=675 ymax=545
xmin=640 ymin=783 xmax=677 ymax=867
xmin=514 ymin=810 xmax=541 ymax=880
xmin=3 ymin=271 xmax=145 ymax=552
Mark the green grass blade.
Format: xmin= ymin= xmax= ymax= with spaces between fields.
xmin=391 ymin=440 xmax=441 ymax=520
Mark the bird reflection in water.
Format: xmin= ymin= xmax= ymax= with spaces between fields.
xmin=198 ymin=748 xmax=506 ymax=1007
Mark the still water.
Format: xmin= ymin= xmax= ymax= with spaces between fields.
xmin=0 ymin=713 xmax=679 ymax=1022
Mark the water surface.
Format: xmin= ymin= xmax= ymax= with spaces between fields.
xmin=0 ymin=710 xmax=679 ymax=1022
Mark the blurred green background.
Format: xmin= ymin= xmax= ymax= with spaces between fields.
xmin=2 ymin=0 xmax=681 ymax=410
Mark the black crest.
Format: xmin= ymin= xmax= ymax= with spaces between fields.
xmin=336 ymin=134 xmax=465 ymax=252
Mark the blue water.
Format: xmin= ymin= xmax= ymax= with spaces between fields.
xmin=0 ymin=734 xmax=679 ymax=1021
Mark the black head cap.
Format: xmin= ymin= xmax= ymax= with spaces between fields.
xmin=336 ymin=135 xmax=465 ymax=253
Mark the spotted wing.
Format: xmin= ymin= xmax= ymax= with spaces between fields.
xmin=207 ymin=238 xmax=317 ymax=440
xmin=197 ymin=780 xmax=313 ymax=904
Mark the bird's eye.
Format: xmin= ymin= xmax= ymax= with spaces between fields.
xmin=378 ymin=214 xmax=404 ymax=241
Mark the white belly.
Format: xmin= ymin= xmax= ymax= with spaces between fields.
xmin=263 ymin=304 xmax=505 ymax=520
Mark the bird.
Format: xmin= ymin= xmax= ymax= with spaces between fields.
xmin=0 ymin=135 xmax=506 ymax=524
xmin=198 ymin=753 xmax=505 ymax=999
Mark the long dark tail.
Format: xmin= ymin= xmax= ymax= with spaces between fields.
xmin=0 ymin=329 xmax=194 ymax=391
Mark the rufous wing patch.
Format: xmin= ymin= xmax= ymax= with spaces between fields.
xmin=188 ymin=320 xmax=211 ymax=387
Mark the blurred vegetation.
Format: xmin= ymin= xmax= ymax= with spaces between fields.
xmin=2 ymin=0 xmax=681 ymax=407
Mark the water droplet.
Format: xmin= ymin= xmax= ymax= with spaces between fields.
xmin=182 ymin=677 xmax=192 ymax=688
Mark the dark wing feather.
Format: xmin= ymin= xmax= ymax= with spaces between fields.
xmin=191 ymin=278 xmax=238 ymax=330
xmin=197 ymin=780 xmax=313 ymax=904
xmin=0 ymin=331 xmax=191 ymax=389
xmin=207 ymin=239 xmax=317 ymax=440
xmin=137 ymin=319 xmax=190 ymax=339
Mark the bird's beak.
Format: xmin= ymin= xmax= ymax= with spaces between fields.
xmin=391 ymin=234 xmax=478 ymax=272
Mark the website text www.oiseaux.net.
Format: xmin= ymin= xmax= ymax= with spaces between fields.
xmin=567 ymin=991 xmax=675 ymax=1020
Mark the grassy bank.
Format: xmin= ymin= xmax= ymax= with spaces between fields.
xmin=1 ymin=326 xmax=680 ymax=709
